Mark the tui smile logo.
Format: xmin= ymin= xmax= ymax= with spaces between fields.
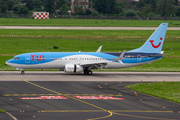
xmin=149 ymin=37 xmax=163 ymax=48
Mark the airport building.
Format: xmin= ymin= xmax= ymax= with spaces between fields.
xmin=71 ymin=0 xmax=89 ymax=13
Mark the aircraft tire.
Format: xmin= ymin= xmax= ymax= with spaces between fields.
xmin=88 ymin=70 xmax=92 ymax=75
xmin=84 ymin=69 xmax=92 ymax=75
xmin=21 ymin=71 xmax=25 ymax=74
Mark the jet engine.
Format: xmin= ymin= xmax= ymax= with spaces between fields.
xmin=64 ymin=64 xmax=83 ymax=73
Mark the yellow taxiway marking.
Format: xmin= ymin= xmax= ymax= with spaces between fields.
xmin=41 ymin=110 xmax=104 ymax=112
xmin=24 ymin=79 xmax=62 ymax=95
xmin=3 ymin=94 xmax=122 ymax=97
xmin=113 ymin=112 xmax=175 ymax=120
xmin=21 ymin=78 xmax=174 ymax=120
xmin=41 ymin=110 xmax=173 ymax=113
xmin=41 ymin=110 xmax=174 ymax=120
xmin=88 ymin=111 xmax=113 ymax=120
xmin=3 ymin=94 xmax=61 ymax=96
xmin=23 ymin=79 xmax=112 ymax=120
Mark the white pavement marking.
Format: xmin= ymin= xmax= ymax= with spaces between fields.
xmin=1 ymin=109 xmax=18 ymax=120
xmin=0 ymin=71 xmax=180 ymax=82
xmin=0 ymin=26 xmax=180 ymax=30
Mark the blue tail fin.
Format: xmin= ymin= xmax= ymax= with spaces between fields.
xmin=128 ymin=23 xmax=168 ymax=53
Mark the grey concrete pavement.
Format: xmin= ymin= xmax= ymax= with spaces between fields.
xmin=0 ymin=71 xmax=180 ymax=82
xmin=0 ymin=80 xmax=180 ymax=120
xmin=0 ymin=71 xmax=180 ymax=120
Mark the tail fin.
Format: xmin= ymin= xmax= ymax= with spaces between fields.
xmin=128 ymin=23 xmax=168 ymax=53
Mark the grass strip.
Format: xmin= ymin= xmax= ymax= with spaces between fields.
xmin=0 ymin=109 xmax=5 ymax=113
xmin=0 ymin=37 xmax=179 ymax=54
xmin=0 ymin=18 xmax=180 ymax=27
xmin=0 ymin=37 xmax=179 ymax=71
xmin=126 ymin=82 xmax=180 ymax=104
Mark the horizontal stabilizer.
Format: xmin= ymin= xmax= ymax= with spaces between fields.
xmin=113 ymin=50 xmax=126 ymax=65
xmin=149 ymin=52 xmax=174 ymax=57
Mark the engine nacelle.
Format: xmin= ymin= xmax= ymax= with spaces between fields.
xmin=64 ymin=64 xmax=83 ymax=73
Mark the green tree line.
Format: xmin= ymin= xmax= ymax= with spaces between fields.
xmin=93 ymin=0 xmax=180 ymax=17
xmin=0 ymin=0 xmax=180 ymax=17
xmin=0 ymin=0 xmax=71 ymax=15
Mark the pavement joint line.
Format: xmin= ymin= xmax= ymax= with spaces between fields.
xmin=40 ymin=110 xmax=173 ymax=113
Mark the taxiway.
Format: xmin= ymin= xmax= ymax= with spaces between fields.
xmin=0 ymin=71 xmax=180 ymax=120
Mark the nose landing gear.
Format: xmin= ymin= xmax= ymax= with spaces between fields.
xmin=21 ymin=71 xmax=25 ymax=74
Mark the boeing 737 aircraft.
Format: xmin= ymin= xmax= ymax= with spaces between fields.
xmin=6 ymin=23 xmax=170 ymax=75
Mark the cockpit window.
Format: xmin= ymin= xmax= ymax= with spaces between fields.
xmin=13 ymin=57 xmax=20 ymax=60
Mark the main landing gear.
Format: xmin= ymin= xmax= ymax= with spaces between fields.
xmin=84 ymin=69 xmax=92 ymax=75
xmin=21 ymin=71 xmax=25 ymax=74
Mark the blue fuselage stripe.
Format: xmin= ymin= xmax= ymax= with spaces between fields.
xmin=6 ymin=52 xmax=162 ymax=65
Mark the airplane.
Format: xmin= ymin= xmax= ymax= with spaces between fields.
xmin=6 ymin=23 xmax=171 ymax=75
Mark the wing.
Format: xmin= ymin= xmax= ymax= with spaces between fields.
xmin=80 ymin=61 xmax=109 ymax=69
xmin=80 ymin=61 xmax=108 ymax=69
xmin=79 ymin=50 xmax=126 ymax=69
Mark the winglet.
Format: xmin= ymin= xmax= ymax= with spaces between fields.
xmin=114 ymin=50 xmax=126 ymax=63
xmin=96 ymin=45 xmax=103 ymax=52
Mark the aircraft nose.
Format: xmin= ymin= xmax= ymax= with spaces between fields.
xmin=5 ymin=60 xmax=11 ymax=66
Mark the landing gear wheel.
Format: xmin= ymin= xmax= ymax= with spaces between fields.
xmin=84 ymin=69 xmax=92 ymax=75
xmin=84 ymin=69 xmax=88 ymax=75
xmin=88 ymin=70 xmax=92 ymax=75
xmin=21 ymin=71 xmax=25 ymax=74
